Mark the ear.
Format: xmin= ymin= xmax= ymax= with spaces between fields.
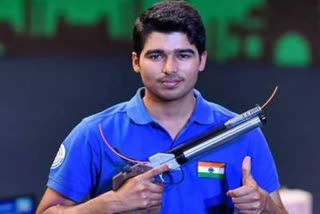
xmin=198 ymin=51 xmax=207 ymax=73
xmin=132 ymin=52 xmax=140 ymax=73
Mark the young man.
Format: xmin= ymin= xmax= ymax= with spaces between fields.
xmin=36 ymin=1 xmax=287 ymax=213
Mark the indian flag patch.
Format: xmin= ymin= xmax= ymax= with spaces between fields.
xmin=198 ymin=161 xmax=225 ymax=178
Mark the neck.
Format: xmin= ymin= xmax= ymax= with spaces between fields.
xmin=144 ymin=94 xmax=196 ymax=119
xmin=143 ymin=91 xmax=196 ymax=139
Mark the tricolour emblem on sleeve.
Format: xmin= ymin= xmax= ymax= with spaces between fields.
xmin=51 ymin=144 xmax=66 ymax=169
xmin=197 ymin=161 xmax=225 ymax=179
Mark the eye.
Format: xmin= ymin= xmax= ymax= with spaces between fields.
xmin=147 ymin=53 xmax=163 ymax=61
xmin=177 ymin=53 xmax=192 ymax=60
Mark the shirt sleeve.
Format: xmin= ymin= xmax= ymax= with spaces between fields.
xmin=47 ymin=120 xmax=97 ymax=202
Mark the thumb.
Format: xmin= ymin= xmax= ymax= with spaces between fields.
xmin=242 ymin=156 xmax=255 ymax=185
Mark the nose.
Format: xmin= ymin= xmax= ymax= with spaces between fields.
xmin=162 ymin=56 xmax=177 ymax=74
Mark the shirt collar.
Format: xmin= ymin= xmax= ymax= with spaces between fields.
xmin=126 ymin=88 xmax=153 ymax=125
xmin=126 ymin=88 xmax=215 ymax=125
xmin=191 ymin=89 xmax=215 ymax=124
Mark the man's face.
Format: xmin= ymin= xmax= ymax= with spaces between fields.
xmin=132 ymin=32 xmax=207 ymax=102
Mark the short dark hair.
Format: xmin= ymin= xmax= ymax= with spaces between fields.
xmin=132 ymin=0 xmax=206 ymax=57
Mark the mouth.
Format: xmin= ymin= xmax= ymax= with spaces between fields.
xmin=159 ymin=77 xmax=183 ymax=88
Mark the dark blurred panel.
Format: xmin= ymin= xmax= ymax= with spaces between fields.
xmin=0 ymin=57 xmax=319 ymax=212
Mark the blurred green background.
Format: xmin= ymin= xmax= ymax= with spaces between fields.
xmin=0 ymin=0 xmax=317 ymax=66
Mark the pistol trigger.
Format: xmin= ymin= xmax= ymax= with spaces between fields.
xmin=159 ymin=173 xmax=165 ymax=183
xmin=153 ymin=173 xmax=165 ymax=183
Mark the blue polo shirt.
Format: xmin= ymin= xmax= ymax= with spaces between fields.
xmin=48 ymin=88 xmax=280 ymax=213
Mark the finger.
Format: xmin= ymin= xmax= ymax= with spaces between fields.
xmin=231 ymin=196 xmax=257 ymax=205
xmin=148 ymin=204 xmax=162 ymax=212
xmin=141 ymin=164 xmax=170 ymax=180
xmin=139 ymin=193 xmax=163 ymax=208
xmin=233 ymin=201 xmax=260 ymax=212
xmin=242 ymin=156 xmax=251 ymax=185
xmin=227 ymin=185 xmax=255 ymax=197
xmin=144 ymin=191 xmax=163 ymax=201
xmin=234 ymin=209 xmax=257 ymax=214
xmin=147 ymin=182 xmax=165 ymax=193
xmin=139 ymin=198 xmax=162 ymax=209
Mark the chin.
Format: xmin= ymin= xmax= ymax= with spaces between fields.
xmin=157 ymin=91 xmax=189 ymax=102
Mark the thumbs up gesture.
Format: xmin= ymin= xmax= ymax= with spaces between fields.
xmin=227 ymin=156 xmax=269 ymax=213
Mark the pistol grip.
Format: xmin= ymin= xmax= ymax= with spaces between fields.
xmin=113 ymin=164 xmax=160 ymax=214
xmin=112 ymin=164 xmax=152 ymax=190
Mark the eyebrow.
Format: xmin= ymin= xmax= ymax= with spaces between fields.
xmin=176 ymin=49 xmax=196 ymax=55
xmin=145 ymin=48 xmax=196 ymax=55
xmin=145 ymin=49 xmax=164 ymax=56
